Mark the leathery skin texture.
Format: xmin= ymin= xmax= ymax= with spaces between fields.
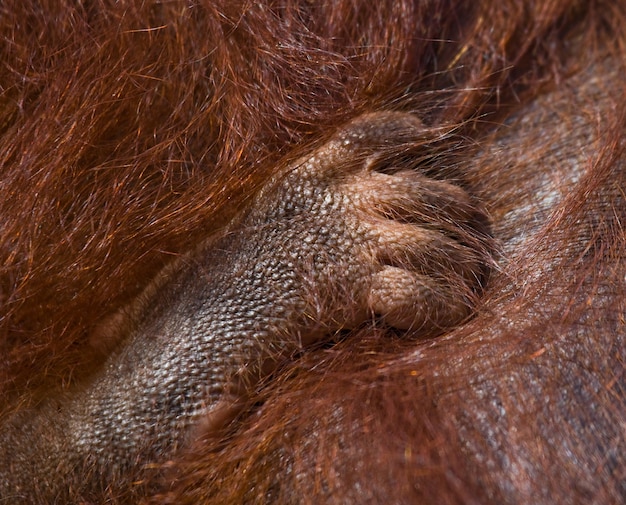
xmin=0 ymin=112 xmax=491 ymax=502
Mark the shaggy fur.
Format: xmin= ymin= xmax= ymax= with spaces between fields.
xmin=0 ymin=0 xmax=624 ymax=503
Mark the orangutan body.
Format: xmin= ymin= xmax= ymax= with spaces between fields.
xmin=0 ymin=1 xmax=623 ymax=503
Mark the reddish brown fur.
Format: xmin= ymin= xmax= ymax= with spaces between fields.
xmin=0 ymin=0 xmax=624 ymax=503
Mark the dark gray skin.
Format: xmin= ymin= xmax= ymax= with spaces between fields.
xmin=0 ymin=112 xmax=489 ymax=502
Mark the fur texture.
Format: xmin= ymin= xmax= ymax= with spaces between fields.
xmin=0 ymin=0 xmax=624 ymax=503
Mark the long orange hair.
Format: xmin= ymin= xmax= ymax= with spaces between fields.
xmin=0 ymin=1 xmax=624 ymax=503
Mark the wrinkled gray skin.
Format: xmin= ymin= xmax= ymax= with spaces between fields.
xmin=0 ymin=112 xmax=487 ymax=502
